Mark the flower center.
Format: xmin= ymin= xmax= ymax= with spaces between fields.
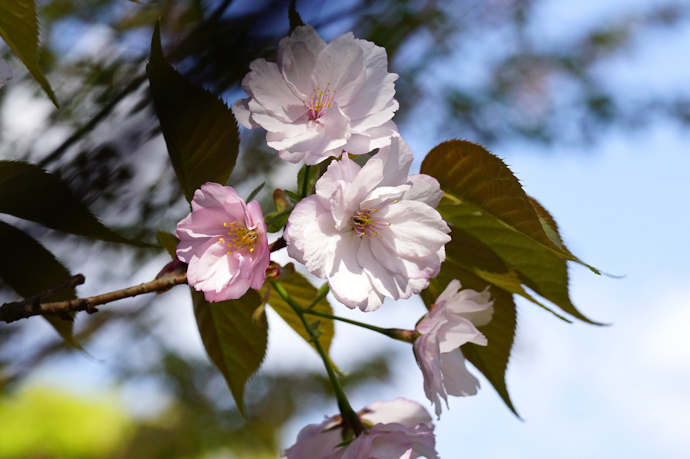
xmin=352 ymin=208 xmax=386 ymax=238
xmin=222 ymin=222 xmax=257 ymax=253
xmin=304 ymin=83 xmax=335 ymax=120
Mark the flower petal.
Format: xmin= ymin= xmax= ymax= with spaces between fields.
xmin=441 ymin=349 xmax=480 ymax=397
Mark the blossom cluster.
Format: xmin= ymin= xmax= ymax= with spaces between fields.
xmin=174 ymin=24 xmax=495 ymax=458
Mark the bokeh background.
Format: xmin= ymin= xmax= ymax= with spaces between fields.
xmin=1 ymin=0 xmax=688 ymax=457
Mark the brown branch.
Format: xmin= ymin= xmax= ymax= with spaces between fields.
xmin=0 ymin=272 xmax=188 ymax=324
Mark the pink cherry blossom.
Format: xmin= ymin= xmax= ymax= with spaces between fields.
xmin=175 ymin=182 xmax=270 ymax=302
xmin=284 ymin=136 xmax=450 ymax=312
xmin=282 ymin=398 xmax=438 ymax=459
xmin=232 ymin=25 xmax=399 ymax=165
xmin=413 ymin=279 xmax=494 ymax=417
xmin=0 ymin=59 xmax=12 ymax=89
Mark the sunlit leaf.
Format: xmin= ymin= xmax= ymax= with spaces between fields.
xmin=0 ymin=0 xmax=59 ymax=107
xmin=421 ymin=140 xmax=600 ymax=324
xmin=193 ymin=290 xmax=267 ymax=416
xmin=420 ymin=249 xmax=518 ymax=417
xmin=147 ymin=22 xmax=240 ymax=202
xmin=0 ymin=161 xmax=148 ymax=246
xmin=445 ymin=228 xmax=571 ymax=322
xmin=261 ymin=271 xmax=335 ymax=358
xmin=0 ymin=221 xmax=80 ymax=348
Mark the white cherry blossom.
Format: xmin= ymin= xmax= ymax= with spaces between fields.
xmin=232 ymin=25 xmax=399 ymax=165
xmin=413 ymin=279 xmax=494 ymax=417
xmin=282 ymin=398 xmax=438 ymax=459
xmin=284 ymin=136 xmax=450 ymax=311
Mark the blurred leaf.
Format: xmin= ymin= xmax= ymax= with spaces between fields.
xmin=0 ymin=0 xmax=59 ymax=107
xmin=156 ymin=230 xmax=179 ymax=258
xmin=261 ymin=271 xmax=335 ymax=358
xmin=193 ymin=289 xmax=267 ymax=416
xmin=0 ymin=221 xmax=80 ymax=348
xmin=0 ymin=386 xmax=132 ymax=457
xmin=0 ymin=161 xmax=147 ymax=246
xmin=420 ymin=244 xmax=518 ymax=417
xmin=421 ymin=140 xmax=600 ymax=324
xmin=289 ymin=0 xmax=305 ymax=33
xmin=147 ymin=22 xmax=240 ymax=202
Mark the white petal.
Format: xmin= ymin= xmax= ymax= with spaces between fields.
xmin=313 ymin=32 xmax=367 ymax=104
xmin=315 ymin=154 xmax=361 ymax=204
xmin=232 ymin=98 xmax=259 ymax=129
xmin=242 ymin=59 xmax=305 ymax=121
xmin=374 ymin=136 xmax=414 ymax=188
xmin=437 ymin=315 xmax=484 ymax=353
xmin=381 ymin=201 xmax=450 ymax=260
xmin=441 ymin=349 xmax=480 ymax=397
xmin=277 ymin=26 xmax=324 ymax=95
xmin=362 ymin=398 xmax=434 ymax=429
xmin=327 ymin=232 xmax=373 ymax=309
xmin=403 ymin=175 xmax=444 ymax=208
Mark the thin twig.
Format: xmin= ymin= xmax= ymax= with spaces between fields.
xmin=0 ymin=272 xmax=188 ymax=324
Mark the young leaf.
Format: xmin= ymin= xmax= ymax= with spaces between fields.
xmin=193 ymin=289 xmax=267 ymax=416
xmin=0 ymin=0 xmax=59 ymax=107
xmin=246 ymin=182 xmax=265 ymax=203
xmin=147 ymin=22 xmax=239 ymax=202
xmin=421 ymin=140 xmax=600 ymax=324
xmin=420 ymin=254 xmax=518 ymax=417
xmin=0 ymin=161 xmax=147 ymax=246
xmin=261 ymin=271 xmax=335 ymax=358
xmin=0 ymin=221 xmax=80 ymax=348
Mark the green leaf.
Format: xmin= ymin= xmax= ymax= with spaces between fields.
xmin=261 ymin=271 xmax=335 ymax=358
xmin=297 ymin=163 xmax=318 ymax=198
xmin=421 ymin=140 xmax=600 ymax=324
xmin=265 ymin=209 xmax=291 ymax=233
xmin=420 ymin=250 xmax=518 ymax=417
xmin=0 ymin=161 xmax=146 ymax=246
xmin=445 ymin=228 xmax=571 ymax=323
xmin=246 ymin=182 xmax=265 ymax=203
xmin=156 ymin=230 xmax=179 ymax=258
xmin=288 ymin=0 xmax=305 ymax=33
xmin=147 ymin=22 xmax=240 ymax=202
xmin=0 ymin=0 xmax=59 ymax=107
xmin=193 ymin=289 xmax=267 ymax=416
xmin=0 ymin=221 xmax=80 ymax=348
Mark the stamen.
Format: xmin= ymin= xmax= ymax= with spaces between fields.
xmin=352 ymin=208 xmax=385 ymax=238
xmin=224 ymin=221 xmax=258 ymax=252
xmin=304 ymin=82 xmax=335 ymax=120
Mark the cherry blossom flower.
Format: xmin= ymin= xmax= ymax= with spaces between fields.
xmin=175 ymin=182 xmax=270 ymax=302
xmin=232 ymin=25 xmax=399 ymax=165
xmin=413 ymin=279 xmax=494 ymax=417
xmin=282 ymin=398 xmax=438 ymax=459
xmin=0 ymin=59 xmax=12 ymax=89
xmin=284 ymin=136 xmax=450 ymax=312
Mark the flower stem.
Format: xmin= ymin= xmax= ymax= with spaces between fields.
xmin=302 ymin=308 xmax=415 ymax=343
xmin=270 ymin=281 xmax=364 ymax=435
